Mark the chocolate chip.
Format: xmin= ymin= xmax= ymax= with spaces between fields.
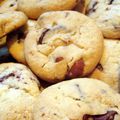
xmin=97 ymin=63 xmax=103 ymax=71
xmin=9 ymin=4 xmax=14 ymax=7
xmin=109 ymin=0 xmax=114 ymax=4
xmin=37 ymin=28 xmax=50 ymax=44
xmin=83 ymin=111 xmax=118 ymax=120
xmin=66 ymin=58 xmax=84 ymax=79
xmin=0 ymin=73 xmax=15 ymax=82
xmin=88 ymin=1 xmax=98 ymax=13
xmin=55 ymin=57 xmax=64 ymax=62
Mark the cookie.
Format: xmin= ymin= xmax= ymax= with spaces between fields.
xmin=33 ymin=78 xmax=120 ymax=120
xmin=24 ymin=11 xmax=103 ymax=83
xmin=86 ymin=0 xmax=120 ymax=39
xmin=0 ymin=0 xmax=17 ymax=13
xmin=0 ymin=11 xmax=28 ymax=38
xmin=7 ymin=20 xmax=37 ymax=64
xmin=89 ymin=39 xmax=120 ymax=92
xmin=17 ymin=0 xmax=78 ymax=19
xmin=0 ymin=63 xmax=41 ymax=120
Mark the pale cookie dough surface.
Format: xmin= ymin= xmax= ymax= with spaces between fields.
xmin=0 ymin=0 xmax=18 ymax=13
xmin=25 ymin=11 xmax=103 ymax=83
xmin=17 ymin=0 xmax=78 ymax=19
xmin=90 ymin=39 xmax=120 ymax=92
xmin=0 ymin=63 xmax=41 ymax=120
xmin=87 ymin=0 xmax=120 ymax=39
xmin=0 ymin=11 xmax=28 ymax=38
xmin=7 ymin=20 xmax=38 ymax=64
xmin=33 ymin=78 xmax=120 ymax=120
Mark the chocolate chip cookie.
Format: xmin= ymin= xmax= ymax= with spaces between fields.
xmin=33 ymin=78 xmax=120 ymax=120
xmin=25 ymin=11 xmax=103 ymax=82
xmin=0 ymin=11 xmax=28 ymax=38
xmin=0 ymin=63 xmax=41 ymax=120
xmin=87 ymin=0 xmax=120 ymax=39
xmin=17 ymin=0 xmax=78 ymax=19
xmin=90 ymin=39 xmax=120 ymax=92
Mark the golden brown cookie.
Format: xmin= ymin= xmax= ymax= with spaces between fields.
xmin=25 ymin=11 xmax=103 ymax=83
xmin=0 ymin=11 xmax=28 ymax=38
xmin=17 ymin=0 xmax=78 ymax=19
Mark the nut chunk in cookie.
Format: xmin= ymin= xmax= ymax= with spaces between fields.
xmin=25 ymin=11 xmax=103 ymax=83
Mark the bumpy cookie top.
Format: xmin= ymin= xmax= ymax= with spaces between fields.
xmin=33 ymin=78 xmax=120 ymax=120
xmin=25 ymin=11 xmax=103 ymax=82
xmin=0 ymin=63 xmax=41 ymax=96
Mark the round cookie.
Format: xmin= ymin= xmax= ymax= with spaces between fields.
xmin=0 ymin=63 xmax=41 ymax=120
xmin=0 ymin=0 xmax=17 ymax=13
xmin=33 ymin=78 xmax=120 ymax=120
xmin=17 ymin=0 xmax=78 ymax=19
xmin=0 ymin=11 xmax=28 ymax=38
xmin=86 ymin=0 xmax=120 ymax=39
xmin=89 ymin=39 xmax=120 ymax=92
xmin=25 ymin=11 xmax=103 ymax=83
xmin=7 ymin=20 xmax=37 ymax=64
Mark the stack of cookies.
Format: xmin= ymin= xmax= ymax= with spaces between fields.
xmin=0 ymin=0 xmax=120 ymax=120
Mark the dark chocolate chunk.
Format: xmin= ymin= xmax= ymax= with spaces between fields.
xmin=97 ymin=63 xmax=103 ymax=71
xmin=66 ymin=58 xmax=84 ymax=79
xmin=88 ymin=1 xmax=98 ymax=13
xmin=83 ymin=111 xmax=117 ymax=120
xmin=9 ymin=4 xmax=14 ymax=7
xmin=0 ymin=73 xmax=15 ymax=82
xmin=109 ymin=0 xmax=114 ymax=4
xmin=55 ymin=57 xmax=64 ymax=62
xmin=37 ymin=28 xmax=50 ymax=44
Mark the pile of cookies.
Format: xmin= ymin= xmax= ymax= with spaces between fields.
xmin=0 ymin=0 xmax=120 ymax=120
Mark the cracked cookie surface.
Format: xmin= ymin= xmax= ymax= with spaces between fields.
xmin=7 ymin=20 xmax=38 ymax=64
xmin=0 ymin=11 xmax=28 ymax=38
xmin=0 ymin=63 xmax=41 ymax=120
xmin=90 ymin=39 xmax=120 ymax=92
xmin=17 ymin=0 xmax=77 ymax=19
xmin=33 ymin=78 xmax=120 ymax=120
xmin=87 ymin=0 xmax=120 ymax=39
xmin=25 ymin=11 xmax=103 ymax=82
